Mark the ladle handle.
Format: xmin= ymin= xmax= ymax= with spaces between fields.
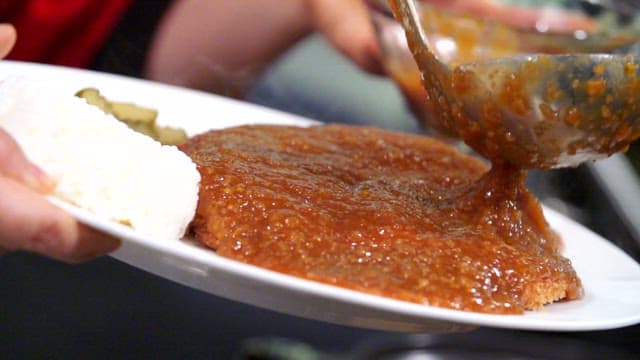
xmin=389 ymin=0 xmax=449 ymax=72
xmin=391 ymin=0 xmax=427 ymax=48
xmin=388 ymin=0 xmax=459 ymax=136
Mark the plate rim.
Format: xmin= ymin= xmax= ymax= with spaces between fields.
xmin=5 ymin=60 xmax=640 ymax=333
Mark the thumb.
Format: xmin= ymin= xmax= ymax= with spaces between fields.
xmin=0 ymin=176 xmax=121 ymax=263
xmin=0 ymin=128 xmax=53 ymax=192
xmin=308 ymin=0 xmax=384 ymax=74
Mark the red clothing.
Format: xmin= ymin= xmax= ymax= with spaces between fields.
xmin=1 ymin=0 xmax=133 ymax=68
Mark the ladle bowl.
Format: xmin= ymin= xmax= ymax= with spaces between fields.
xmin=452 ymin=53 xmax=640 ymax=168
xmin=384 ymin=0 xmax=640 ymax=169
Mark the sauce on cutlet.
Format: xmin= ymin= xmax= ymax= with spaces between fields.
xmin=181 ymin=124 xmax=582 ymax=314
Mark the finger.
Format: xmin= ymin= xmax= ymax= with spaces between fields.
xmin=71 ymin=223 xmax=123 ymax=264
xmin=0 ymin=128 xmax=53 ymax=192
xmin=525 ymin=7 xmax=596 ymax=33
xmin=0 ymin=23 xmax=16 ymax=59
xmin=0 ymin=176 xmax=121 ymax=263
xmin=429 ymin=0 xmax=595 ymax=33
xmin=308 ymin=0 xmax=384 ymax=75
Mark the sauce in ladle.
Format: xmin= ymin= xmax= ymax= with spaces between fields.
xmin=451 ymin=53 xmax=640 ymax=168
xmin=388 ymin=0 xmax=640 ymax=168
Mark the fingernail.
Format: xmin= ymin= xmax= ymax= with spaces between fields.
xmin=23 ymin=163 xmax=55 ymax=192
xmin=102 ymin=235 xmax=122 ymax=253
xmin=72 ymin=236 xmax=122 ymax=264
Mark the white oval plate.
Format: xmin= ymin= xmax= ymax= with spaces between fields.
xmin=3 ymin=61 xmax=640 ymax=333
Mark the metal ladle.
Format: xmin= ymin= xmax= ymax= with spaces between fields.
xmin=388 ymin=0 xmax=640 ymax=169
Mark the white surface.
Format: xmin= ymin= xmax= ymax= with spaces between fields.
xmin=3 ymin=61 xmax=640 ymax=333
xmin=590 ymin=155 xmax=640 ymax=243
xmin=0 ymin=76 xmax=200 ymax=241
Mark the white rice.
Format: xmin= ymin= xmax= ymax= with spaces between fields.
xmin=0 ymin=76 xmax=200 ymax=241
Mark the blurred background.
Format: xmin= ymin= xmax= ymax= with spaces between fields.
xmin=2 ymin=0 xmax=640 ymax=358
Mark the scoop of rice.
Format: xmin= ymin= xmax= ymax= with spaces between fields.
xmin=0 ymin=76 xmax=200 ymax=241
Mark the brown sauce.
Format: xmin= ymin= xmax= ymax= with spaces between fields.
xmin=181 ymin=125 xmax=582 ymax=314
xmin=451 ymin=54 xmax=640 ymax=168
xmin=385 ymin=3 xmax=640 ymax=167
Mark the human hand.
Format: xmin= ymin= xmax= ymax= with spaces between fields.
xmin=307 ymin=0 xmax=384 ymax=75
xmin=0 ymin=24 xmax=16 ymax=58
xmin=0 ymin=128 xmax=121 ymax=263
xmin=306 ymin=0 xmax=593 ymax=77
xmin=424 ymin=0 xmax=595 ymax=33
xmin=0 ymin=24 xmax=121 ymax=263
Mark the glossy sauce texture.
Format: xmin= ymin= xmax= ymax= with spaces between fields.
xmin=450 ymin=54 xmax=640 ymax=168
xmin=182 ymin=125 xmax=582 ymax=314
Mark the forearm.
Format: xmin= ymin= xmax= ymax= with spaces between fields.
xmin=144 ymin=0 xmax=313 ymax=98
